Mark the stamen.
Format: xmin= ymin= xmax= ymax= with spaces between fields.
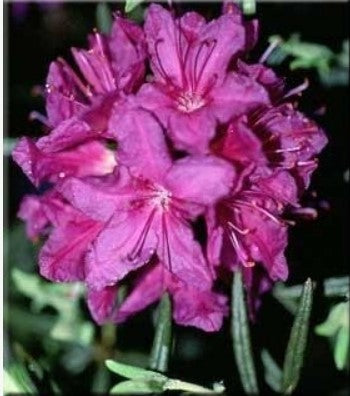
xmin=283 ymin=78 xmax=309 ymax=100
xmin=154 ymin=39 xmax=174 ymax=86
xmin=270 ymin=146 xmax=302 ymax=154
xmin=234 ymin=199 xmax=285 ymax=226
xmin=228 ymin=221 xmax=250 ymax=235
xmin=57 ymin=57 xmax=92 ymax=99
xmin=259 ymin=37 xmax=282 ymax=64
xmin=29 ymin=111 xmax=50 ymax=127
xmin=227 ymin=227 xmax=252 ymax=267
xmin=162 ymin=213 xmax=173 ymax=272
xmin=194 ymin=39 xmax=217 ymax=90
xmin=127 ymin=208 xmax=156 ymax=260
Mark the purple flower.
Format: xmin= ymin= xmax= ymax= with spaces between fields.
xmin=58 ymin=106 xmax=235 ymax=292
xmin=12 ymin=125 xmax=116 ymax=187
xmin=45 ymin=16 xmax=146 ymax=129
xmin=12 ymin=3 xmax=328 ymax=331
xmin=116 ymin=262 xmax=228 ymax=332
xmin=137 ymin=4 xmax=269 ymax=153
xmin=207 ymin=169 xmax=298 ymax=282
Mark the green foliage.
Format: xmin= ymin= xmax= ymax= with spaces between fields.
xmin=231 ymin=270 xmax=259 ymax=394
xmin=11 ymin=269 xmax=94 ymax=345
xmin=281 ymin=279 xmax=314 ymax=394
xmin=125 ymin=0 xmax=143 ymax=14
xmin=106 ymin=359 xmax=225 ymax=394
xmin=315 ymin=301 xmax=349 ymax=370
xmin=261 ymin=349 xmax=282 ymax=393
xmin=237 ymin=0 xmax=256 ymax=15
xmin=96 ymin=3 xmax=113 ymax=34
xmin=267 ymin=35 xmax=349 ymax=87
xmin=149 ymin=293 xmax=172 ymax=373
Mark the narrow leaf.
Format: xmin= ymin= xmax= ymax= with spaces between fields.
xmin=105 ymin=360 xmax=166 ymax=383
xmin=149 ymin=293 xmax=172 ymax=373
xmin=281 ymin=278 xmax=313 ymax=394
xmin=165 ymin=379 xmax=222 ymax=394
xmin=334 ymin=326 xmax=350 ymax=370
xmin=231 ymin=270 xmax=259 ymax=394
xmin=96 ymin=3 xmax=113 ymax=34
xmin=110 ymin=380 xmax=163 ymax=394
xmin=261 ymin=349 xmax=282 ymax=393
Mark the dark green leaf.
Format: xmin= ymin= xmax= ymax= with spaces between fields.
xmin=231 ymin=270 xmax=259 ymax=394
xmin=282 ymin=278 xmax=313 ymax=394
xmin=149 ymin=293 xmax=172 ymax=373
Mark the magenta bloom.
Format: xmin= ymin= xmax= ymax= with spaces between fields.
xmin=116 ymin=262 xmax=228 ymax=332
xmin=12 ymin=118 xmax=116 ymax=187
xmin=46 ymin=16 xmax=146 ymax=129
xmin=58 ymin=105 xmax=235 ymax=292
xmin=207 ymin=169 xmax=298 ymax=282
xmin=13 ymin=3 xmax=328 ymax=331
xmin=138 ymin=4 xmax=269 ymax=153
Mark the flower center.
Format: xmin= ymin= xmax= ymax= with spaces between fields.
xmin=177 ymin=91 xmax=205 ymax=113
xmin=151 ymin=186 xmax=172 ymax=210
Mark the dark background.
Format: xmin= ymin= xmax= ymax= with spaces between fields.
xmin=4 ymin=2 xmax=350 ymax=395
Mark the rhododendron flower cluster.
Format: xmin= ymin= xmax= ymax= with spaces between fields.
xmin=13 ymin=3 xmax=327 ymax=332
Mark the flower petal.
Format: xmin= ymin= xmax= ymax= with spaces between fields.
xmin=109 ymin=17 xmax=146 ymax=92
xmin=144 ymin=4 xmax=188 ymax=87
xmin=108 ymin=101 xmax=171 ymax=182
xmin=45 ymin=61 xmax=88 ymax=127
xmin=12 ymin=137 xmax=116 ymax=186
xmin=171 ymin=286 xmax=228 ymax=332
xmin=85 ymin=209 xmax=159 ymax=290
xmin=165 ymin=155 xmax=235 ymax=207
xmin=17 ymin=195 xmax=50 ymax=240
xmin=40 ymin=217 xmax=103 ymax=282
xmin=158 ymin=212 xmax=212 ymax=290
xmin=211 ymin=116 xmax=267 ymax=166
xmin=210 ymin=72 xmax=270 ymax=123
xmin=168 ymin=108 xmax=216 ymax=154
xmin=87 ymin=286 xmax=118 ymax=324
xmin=116 ymin=263 xmax=168 ymax=323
